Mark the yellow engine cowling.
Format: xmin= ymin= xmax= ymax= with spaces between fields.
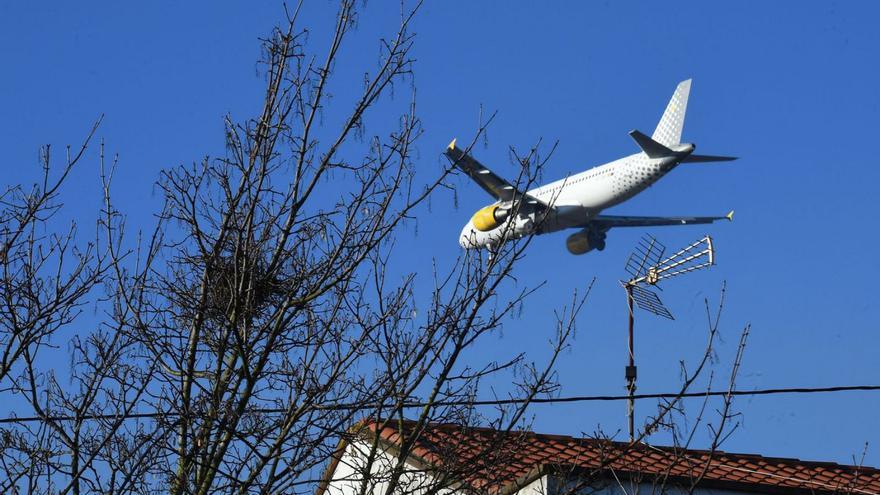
xmin=565 ymin=230 xmax=593 ymax=255
xmin=471 ymin=205 xmax=509 ymax=232
xmin=566 ymin=228 xmax=607 ymax=255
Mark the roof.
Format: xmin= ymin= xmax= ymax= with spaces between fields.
xmin=321 ymin=420 xmax=880 ymax=495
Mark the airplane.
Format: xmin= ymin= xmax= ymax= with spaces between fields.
xmin=445 ymin=79 xmax=736 ymax=255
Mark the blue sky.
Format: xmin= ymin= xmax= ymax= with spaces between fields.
xmin=2 ymin=1 xmax=879 ymax=467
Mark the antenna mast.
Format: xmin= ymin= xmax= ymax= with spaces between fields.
xmin=621 ymin=235 xmax=716 ymax=442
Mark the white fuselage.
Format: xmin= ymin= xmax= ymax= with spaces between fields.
xmin=459 ymin=144 xmax=694 ymax=248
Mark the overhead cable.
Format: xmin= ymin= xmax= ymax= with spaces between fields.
xmin=2 ymin=384 xmax=879 ymax=425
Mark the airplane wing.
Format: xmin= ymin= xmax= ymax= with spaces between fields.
xmin=444 ymin=139 xmax=546 ymax=208
xmin=592 ymin=211 xmax=734 ymax=228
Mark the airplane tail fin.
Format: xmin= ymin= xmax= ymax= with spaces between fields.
xmin=652 ymin=79 xmax=691 ymax=146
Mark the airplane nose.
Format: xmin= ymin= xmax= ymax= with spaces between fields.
xmin=459 ymin=223 xmax=477 ymax=249
xmin=459 ymin=230 xmax=471 ymax=249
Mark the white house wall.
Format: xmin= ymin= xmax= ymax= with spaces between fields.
xmin=324 ymin=440 xmax=462 ymax=495
xmin=514 ymin=475 xmax=552 ymax=495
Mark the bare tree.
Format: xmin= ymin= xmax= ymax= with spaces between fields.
xmin=0 ymin=3 xmax=750 ymax=495
xmin=0 ymin=3 xmax=582 ymax=494
xmin=0 ymin=120 xmax=105 ymax=385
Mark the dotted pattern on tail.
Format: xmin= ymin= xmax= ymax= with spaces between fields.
xmin=651 ymin=79 xmax=691 ymax=147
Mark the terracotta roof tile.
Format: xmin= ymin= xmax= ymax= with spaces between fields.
xmin=361 ymin=420 xmax=880 ymax=495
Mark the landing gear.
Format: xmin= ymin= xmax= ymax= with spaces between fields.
xmin=588 ymin=227 xmax=607 ymax=251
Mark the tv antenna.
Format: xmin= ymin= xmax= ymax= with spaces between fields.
xmin=621 ymin=234 xmax=715 ymax=442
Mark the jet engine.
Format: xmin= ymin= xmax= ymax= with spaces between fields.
xmin=565 ymin=227 xmax=607 ymax=255
xmin=471 ymin=205 xmax=510 ymax=232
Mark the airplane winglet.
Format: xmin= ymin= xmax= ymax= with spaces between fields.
xmin=726 ymin=210 xmax=734 ymax=221
xmin=447 ymin=138 xmax=457 ymax=151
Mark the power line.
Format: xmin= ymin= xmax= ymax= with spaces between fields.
xmin=1 ymin=384 xmax=878 ymax=425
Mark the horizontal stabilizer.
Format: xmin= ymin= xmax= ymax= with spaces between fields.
xmin=681 ymin=154 xmax=738 ymax=163
xmin=629 ymin=130 xmax=673 ymax=158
